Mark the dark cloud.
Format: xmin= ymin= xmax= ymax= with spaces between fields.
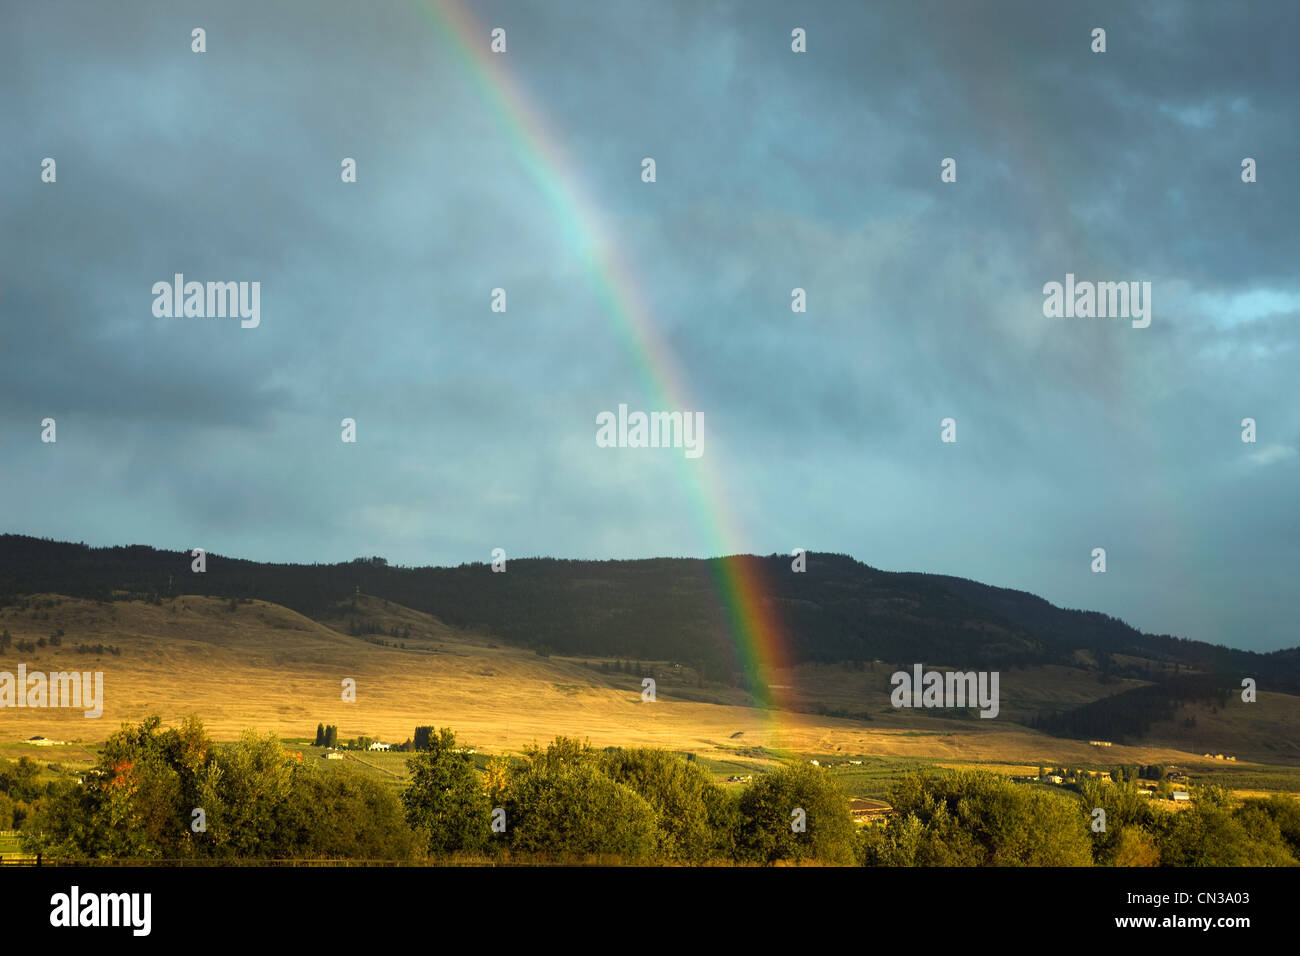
xmin=0 ymin=0 xmax=1295 ymax=650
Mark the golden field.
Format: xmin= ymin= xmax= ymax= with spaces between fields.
xmin=0 ymin=594 xmax=1294 ymax=776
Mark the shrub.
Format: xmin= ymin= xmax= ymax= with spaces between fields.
xmin=862 ymin=771 xmax=1093 ymax=866
xmin=736 ymin=763 xmax=856 ymax=864
xmin=401 ymin=728 xmax=491 ymax=855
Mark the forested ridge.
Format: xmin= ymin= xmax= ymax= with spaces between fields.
xmin=2 ymin=534 xmax=1296 ymax=742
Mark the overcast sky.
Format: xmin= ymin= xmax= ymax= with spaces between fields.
xmin=2 ymin=1 xmax=1296 ymax=651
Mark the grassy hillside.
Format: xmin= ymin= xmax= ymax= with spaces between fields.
xmin=3 ymin=593 xmax=1294 ymax=778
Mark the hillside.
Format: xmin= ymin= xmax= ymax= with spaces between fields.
xmin=3 ymin=536 xmax=1295 ymax=686
xmin=1 ymin=535 xmax=1296 ymax=761
xmin=0 ymin=590 xmax=1296 ymax=769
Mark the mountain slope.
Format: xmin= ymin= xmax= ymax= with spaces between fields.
xmin=4 ymin=591 xmax=1273 ymax=766
xmin=1 ymin=537 xmax=1294 ymax=692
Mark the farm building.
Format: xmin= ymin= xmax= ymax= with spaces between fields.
xmin=367 ymin=741 xmax=391 ymax=751
xmin=323 ymin=751 xmax=344 ymax=760
xmin=1172 ymin=791 xmax=1191 ymax=801
xmin=849 ymin=799 xmax=892 ymax=824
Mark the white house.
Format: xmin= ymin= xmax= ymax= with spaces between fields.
xmin=1172 ymin=791 xmax=1191 ymax=801
xmin=323 ymin=752 xmax=344 ymax=760
xmin=368 ymin=741 xmax=391 ymax=751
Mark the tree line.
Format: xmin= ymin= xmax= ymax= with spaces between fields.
xmin=12 ymin=715 xmax=1300 ymax=866
xmin=6 ymin=536 xmax=1295 ymax=698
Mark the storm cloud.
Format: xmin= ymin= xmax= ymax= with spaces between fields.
xmin=1 ymin=1 xmax=1296 ymax=650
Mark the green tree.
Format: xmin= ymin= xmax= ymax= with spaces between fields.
xmin=196 ymin=730 xmax=299 ymax=859
xmin=24 ymin=715 xmax=420 ymax=863
xmin=521 ymin=736 xmax=593 ymax=772
xmin=597 ymin=747 xmax=735 ymax=862
xmin=1111 ymin=826 xmax=1161 ymax=866
xmin=1157 ymin=787 xmax=1296 ymax=866
xmin=736 ymin=763 xmax=856 ymax=864
xmin=0 ymin=757 xmax=43 ymax=802
xmin=863 ymin=771 xmax=1093 ymax=867
xmin=1238 ymin=795 xmax=1300 ymax=860
xmin=284 ymin=765 xmax=414 ymax=860
xmin=1079 ymin=778 xmax=1156 ymax=866
xmin=315 ymin=723 xmax=325 ymax=747
xmin=401 ymin=728 xmax=491 ymax=855
xmin=22 ymin=715 xmax=213 ymax=860
xmin=501 ymin=758 xmax=656 ymax=860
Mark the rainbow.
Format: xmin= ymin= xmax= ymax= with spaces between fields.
xmin=418 ymin=0 xmax=796 ymax=729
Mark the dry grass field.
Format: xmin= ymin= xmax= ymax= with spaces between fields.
xmin=0 ymin=594 xmax=1293 ymax=776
